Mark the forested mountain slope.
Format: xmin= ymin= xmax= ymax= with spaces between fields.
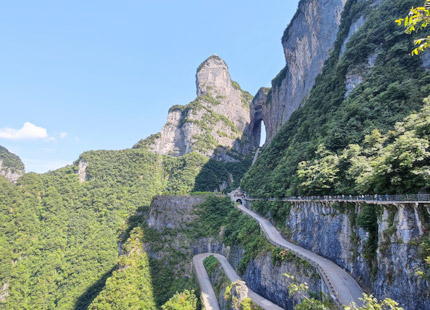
xmin=1 ymin=0 xmax=430 ymax=309
xmin=0 ymin=148 xmax=249 ymax=309
xmin=242 ymin=0 xmax=430 ymax=197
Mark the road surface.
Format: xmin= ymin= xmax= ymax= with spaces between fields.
xmin=193 ymin=253 xmax=284 ymax=310
xmin=237 ymin=204 xmax=364 ymax=307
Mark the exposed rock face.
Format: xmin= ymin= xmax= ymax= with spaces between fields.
xmin=243 ymin=252 xmax=324 ymax=310
xmin=135 ymin=55 xmax=256 ymax=161
xmin=77 ymin=160 xmax=88 ymax=183
xmin=340 ymin=15 xmax=365 ymax=58
xmin=0 ymin=146 xmax=24 ymax=183
xmin=145 ymin=195 xmax=323 ymax=310
xmin=261 ymin=0 xmax=347 ymax=143
xmin=147 ymin=195 xmax=207 ymax=231
xmin=0 ymin=281 xmax=9 ymax=303
xmin=250 ymin=201 xmax=430 ymax=310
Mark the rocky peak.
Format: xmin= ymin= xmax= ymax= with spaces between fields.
xmin=196 ymin=55 xmax=232 ymax=97
xmin=0 ymin=146 xmax=24 ymax=183
xmin=134 ymin=55 xmax=256 ymax=161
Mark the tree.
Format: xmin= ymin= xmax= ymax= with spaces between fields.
xmin=396 ymin=0 xmax=430 ymax=54
xmin=161 ymin=290 xmax=198 ymax=310
xmin=297 ymin=145 xmax=339 ymax=195
xmin=284 ymin=273 xmax=335 ymax=310
xmin=344 ymin=294 xmax=403 ymax=310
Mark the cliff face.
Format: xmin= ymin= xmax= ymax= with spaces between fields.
xmin=0 ymin=146 xmax=24 ymax=183
xmin=145 ymin=195 xmax=324 ymax=310
xmin=250 ymin=201 xmax=430 ymax=310
xmin=257 ymin=0 xmax=347 ymax=143
xmin=134 ymin=55 xmax=256 ymax=162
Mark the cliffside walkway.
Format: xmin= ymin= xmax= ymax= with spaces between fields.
xmin=244 ymin=193 xmax=430 ymax=205
xmin=236 ymin=203 xmax=364 ymax=308
xmin=193 ymin=253 xmax=283 ymax=310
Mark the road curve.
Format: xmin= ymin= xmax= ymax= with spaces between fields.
xmin=193 ymin=253 xmax=284 ymax=310
xmin=237 ymin=204 xmax=364 ymax=307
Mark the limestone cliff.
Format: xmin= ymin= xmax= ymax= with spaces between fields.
xmin=134 ymin=55 xmax=255 ymax=161
xmin=254 ymin=0 xmax=347 ymax=143
xmin=248 ymin=200 xmax=430 ymax=310
xmin=144 ymin=195 xmax=324 ymax=309
xmin=0 ymin=146 xmax=24 ymax=183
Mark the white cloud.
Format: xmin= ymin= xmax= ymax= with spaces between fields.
xmin=60 ymin=132 xmax=68 ymax=139
xmin=0 ymin=122 xmax=48 ymax=140
xmin=74 ymin=137 xmax=80 ymax=142
xmin=45 ymin=137 xmax=56 ymax=142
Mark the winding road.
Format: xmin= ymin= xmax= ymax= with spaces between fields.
xmin=193 ymin=253 xmax=283 ymax=310
xmin=236 ymin=203 xmax=364 ymax=308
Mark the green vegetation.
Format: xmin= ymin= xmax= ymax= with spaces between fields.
xmin=356 ymin=205 xmax=380 ymax=275
xmin=133 ymin=133 xmax=161 ymax=149
xmin=0 ymin=146 xmax=24 ymax=173
xmin=193 ymin=156 xmax=252 ymax=193
xmin=237 ymin=298 xmax=262 ymax=310
xmin=88 ymin=227 xmax=157 ymax=310
xmin=161 ymin=290 xmax=198 ymax=310
xmin=199 ymin=94 xmax=221 ymax=106
xmin=203 ymin=255 xmax=221 ymax=275
xmin=251 ymin=201 xmax=291 ymax=227
xmin=0 ymin=147 xmax=247 ymax=309
xmin=242 ymin=0 xmax=430 ymax=198
xmin=0 ymin=149 xmax=171 ymax=310
xmin=203 ymin=255 xmax=230 ymax=298
xmin=193 ymin=197 xmax=274 ymax=274
xmin=284 ymin=273 xmax=335 ymax=310
xmin=344 ymin=293 xmax=404 ymax=310
xmin=396 ymin=0 xmax=430 ymax=54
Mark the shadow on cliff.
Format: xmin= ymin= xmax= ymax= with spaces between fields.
xmin=192 ymin=156 xmax=253 ymax=193
xmin=73 ymin=207 xmax=146 ymax=309
xmin=74 ymin=266 xmax=116 ymax=310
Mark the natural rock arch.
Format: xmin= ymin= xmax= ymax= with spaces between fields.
xmin=249 ymin=88 xmax=269 ymax=149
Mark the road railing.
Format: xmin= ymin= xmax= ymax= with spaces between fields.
xmin=255 ymin=221 xmax=343 ymax=309
xmin=243 ymin=193 xmax=430 ymax=204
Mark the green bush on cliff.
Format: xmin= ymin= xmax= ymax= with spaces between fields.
xmin=0 ymin=146 xmax=24 ymax=173
xmin=161 ymin=290 xmax=198 ymax=310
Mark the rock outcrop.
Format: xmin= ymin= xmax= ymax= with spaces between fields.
xmin=259 ymin=0 xmax=347 ymax=143
xmin=145 ymin=195 xmax=323 ymax=310
xmin=134 ymin=55 xmax=256 ymax=161
xmin=249 ymin=200 xmax=430 ymax=310
xmin=0 ymin=146 xmax=24 ymax=183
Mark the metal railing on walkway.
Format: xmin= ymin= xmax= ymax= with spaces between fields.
xmin=243 ymin=193 xmax=430 ymax=204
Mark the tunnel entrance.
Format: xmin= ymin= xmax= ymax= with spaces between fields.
xmin=236 ymin=199 xmax=242 ymax=204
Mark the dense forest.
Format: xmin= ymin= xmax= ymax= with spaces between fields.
xmin=1 ymin=0 xmax=430 ymax=309
xmin=242 ymin=0 xmax=430 ymax=197
xmin=0 ymin=149 xmax=249 ymax=309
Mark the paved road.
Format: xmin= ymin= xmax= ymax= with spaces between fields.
xmin=237 ymin=204 xmax=364 ymax=307
xmin=193 ymin=253 xmax=284 ymax=310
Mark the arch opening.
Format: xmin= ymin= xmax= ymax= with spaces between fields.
xmin=251 ymin=119 xmax=267 ymax=148
xmin=259 ymin=121 xmax=266 ymax=147
xmin=236 ymin=199 xmax=242 ymax=204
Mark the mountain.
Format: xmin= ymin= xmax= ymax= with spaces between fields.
xmin=134 ymin=55 xmax=256 ymax=162
xmin=0 ymin=146 xmax=24 ymax=183
xmin=242 ymin=0 xmax=430 ymax=197
xmin=1 ymin=0 xmax=430 ymax=310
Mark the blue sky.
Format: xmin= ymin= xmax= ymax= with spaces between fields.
xmin=0 ymin=0 xmax=299 ymax=173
